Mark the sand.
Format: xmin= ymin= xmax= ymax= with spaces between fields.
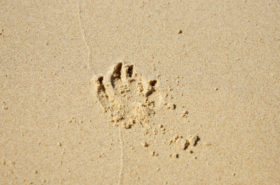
xmin=0 ymin=0 xmax=280 ymax=184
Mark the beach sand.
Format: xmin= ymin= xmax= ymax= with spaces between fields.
xmin=0 ymin=0 xmax=279 ymax=184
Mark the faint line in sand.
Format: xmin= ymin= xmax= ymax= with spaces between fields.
xmin=118 ymin=126 xmax=124 ymax=185
xmin=77 ymin=2 xmax=94 ymax=73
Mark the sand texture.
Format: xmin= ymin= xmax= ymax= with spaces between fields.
xmin=0 ymin=0 xmax=280 ymax=184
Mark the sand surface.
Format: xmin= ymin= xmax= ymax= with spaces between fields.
xmin=1 ymin=0 xmax=280 ymax=184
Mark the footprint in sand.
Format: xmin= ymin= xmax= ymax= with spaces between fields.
xmin=92 ymin=62 xmax=161 ymax=129
xmin=91 ymin=62 xmax=201 ymax=159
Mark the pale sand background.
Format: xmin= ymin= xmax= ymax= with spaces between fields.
xmin=0 ymin=0 xmax=280 ymax=184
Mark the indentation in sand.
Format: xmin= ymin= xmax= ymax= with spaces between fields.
xmin=91 ymin=61 xmax=201 ymax=163
xmin=93 ymin=62 xmax=161 ymax=129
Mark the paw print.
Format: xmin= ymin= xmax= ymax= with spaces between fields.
xmin=92 ymin=62 xmax=160 ymax=129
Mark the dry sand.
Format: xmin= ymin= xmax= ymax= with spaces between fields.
xmin=0 ymin=0 xmax=280 ymax=184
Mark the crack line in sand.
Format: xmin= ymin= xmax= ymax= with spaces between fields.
xmin=118 ymin=126 xmax=124 ymax=185
xmin=77 ymin=2 xmax=94 ymax=72
xmin=78 ymin=3 xmax=125 ymax=183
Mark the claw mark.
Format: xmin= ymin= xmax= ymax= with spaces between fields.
xmin=97 ymin=76 xmax=106 ymax=93
xmin=125 ymin=65 xmax=134 ymax=78
xmin=111 ymin=62 xmax=123 ymax=87
xmin=193 ymin=135 xmax=200 ymax=146
xmin=149 ymin=80 xmax=157 ymax=87
xmin=146 ymin=80 xmax=157 ymax=97
xmin=96 ymin=76 xmax=110 ymax=111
